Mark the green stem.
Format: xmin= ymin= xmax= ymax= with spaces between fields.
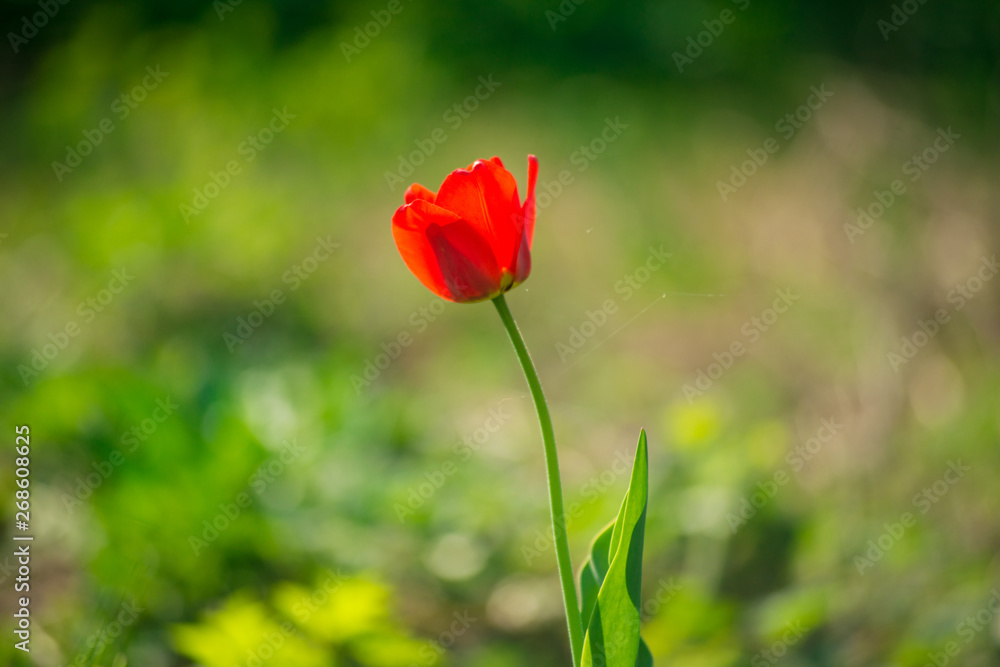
xmin=492 ymin=294 xmax=583 ymax=665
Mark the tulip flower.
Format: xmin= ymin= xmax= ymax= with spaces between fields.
xmin=391 ymin=155 xmax=537 ymax=303
xmin=390 ymin=155 xmax=650 ymax=667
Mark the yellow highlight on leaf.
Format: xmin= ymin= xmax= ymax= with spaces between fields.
xmin=171 ymin=594 xmax=328 ymax=667
xmin=273 ymin=577 xmax=390 ymax=644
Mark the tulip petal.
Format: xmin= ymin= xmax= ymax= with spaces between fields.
xmin=435 ymin=159 xmax=522 ymax=274
xmin=392 ymin=199 xmax=502 ymax=303
xmin=523 ymin=154 xmax=538 ymax=247
xmin=404 ymin=183 xmax=437 ymax=204
xmin=392 ymin=200 xmax=462 ymax=301
xmin=514 ymin=231 xmax=531 ymax=285
xmin=513 ymin=155 xmax=537 ymax=285
xmin=426 ymin=220 xmax=502 ymax=302
xmin=464 ymin=156 xmax=505 ymax=171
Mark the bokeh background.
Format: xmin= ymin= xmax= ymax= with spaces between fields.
xmin=1 ymin=1 xmax=999 ymax=665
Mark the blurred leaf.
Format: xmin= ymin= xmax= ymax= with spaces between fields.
xmin=171 ymin=594 xmax=328 ymax=667
xmin=665 ymin=401 xmax=720 ymax=450
xmin=273 ymin=577 xmax=390 ymax=644
xmin=350 ymin=634 xmax=442 ymax=667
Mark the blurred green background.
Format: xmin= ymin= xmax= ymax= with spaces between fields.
xmin=1 ymin=1 xmax=999 ymax=665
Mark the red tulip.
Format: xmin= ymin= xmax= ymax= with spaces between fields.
xmin=392 ymin=155 xmax=538 ymax=303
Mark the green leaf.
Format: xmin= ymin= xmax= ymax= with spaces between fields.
xmin=579 ymin=522 xmax=615 ymax=632
xmin=579 ymin=430 xmax=651 ymax=667
xmin=636 ymin=639 xmax=653 ymax=667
